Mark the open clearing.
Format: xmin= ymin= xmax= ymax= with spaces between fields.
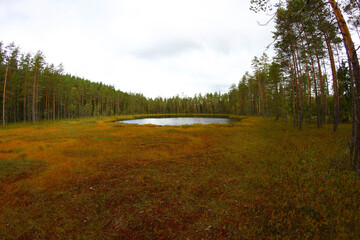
xmin=0 ymin=116 xmax=359 ymax=239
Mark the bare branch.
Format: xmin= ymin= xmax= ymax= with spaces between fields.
xmin=264 ymin=36 xmax=279 ymax=51
xmin=257 ymin=14 xmax=276 ymax=26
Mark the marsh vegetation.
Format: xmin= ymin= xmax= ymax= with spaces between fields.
xmin=0 ymin=116 xmax=359 ymax=239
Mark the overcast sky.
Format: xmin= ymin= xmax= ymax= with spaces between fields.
xmin=1 ymin=0 xmax=274 ymax=98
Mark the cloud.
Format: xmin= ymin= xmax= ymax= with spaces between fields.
xmin=132 ymin=39 xmax=202 ymax=59
xmin=0 ymin=0 xmax=276 ymax=98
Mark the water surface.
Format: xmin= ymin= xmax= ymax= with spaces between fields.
xmin=117 ymin=117 xmax=237 ymax=126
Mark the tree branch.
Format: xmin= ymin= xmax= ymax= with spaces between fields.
xmin=257 ymin=14 xmax=276 ymax=26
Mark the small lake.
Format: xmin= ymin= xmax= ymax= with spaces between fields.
xmin=117 ymin=117 xmax=238 ymax=126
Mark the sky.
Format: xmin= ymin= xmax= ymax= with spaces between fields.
xmin=0 ymin=0 xmax=275 ymax=98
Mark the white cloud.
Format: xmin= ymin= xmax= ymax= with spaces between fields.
xmin=0 ymin=0 xmax=275 ymax=98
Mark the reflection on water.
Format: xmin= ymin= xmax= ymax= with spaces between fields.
xmin=117 ymin=117 xmax=237 ymax=126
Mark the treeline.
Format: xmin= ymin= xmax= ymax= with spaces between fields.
xmin=0 ymin=42 xmax=156 ymax=124
xmin=0 ymin=42 xmax=244 ymax=124
xmin=0 ymin=41 xmax=265 ymax=125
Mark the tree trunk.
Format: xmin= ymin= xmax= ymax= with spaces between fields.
xmin=275 ymin=80 xmax=279 ymax=121
xmin=346 ymin=43 xmax=356 ymax=168
xmin=304 ymin=56 xmax=312 ymax=124
xmin=53 ymin=91 xmax=55 ymax=121
xmin=45 ymin=90 xmax=49 ymax=120
xmin=32 ymin=67 xmax=37 ymax=122
xmin=2 ymin=64 xmax=8 ymax=128
xmin=290 ymin=61 xmax=297 ymax=126
xmin=23 ymin=83 xmax=27 ymax=122
xmin=256 ymin=71 xmax=263 ymax=116
xmin=329 ymin=0 xmax=360 ymax=167
xmin=317 ymin=14 xmax=340 ymax=130
xmin=295 ymin=46 xmax=304 ymax=130
xmin=301 ymin=23 xmax=316 ymax=126
xmin=290 ymin=46 xmax=301 ymax=129
xmin=309 ymin=54 xmax=321 ymax=128
xmin=35 ymin=72 xmax=39 ymax=121
xmin=315 ymin=53 xmax=325 ymax=126
xmin=57 ymin=76 xmax=61 ymax=120
xmin=324 ymin=33 xmax=339 ymax=132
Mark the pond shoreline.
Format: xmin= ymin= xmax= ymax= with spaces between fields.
xmin=114 ymin=114 xmax=242 ymax=126
xmin=116 ymin=117 xmax=240 ymax=126
xmin=115 ymin=113 xmax=242 ymax=121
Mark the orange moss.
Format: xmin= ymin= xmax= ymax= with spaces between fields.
xmin=0 ymin=116 xmax=358 ymax=239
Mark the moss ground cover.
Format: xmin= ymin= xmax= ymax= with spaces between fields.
xmin=0 ymin=116 xmax=359 ymax=239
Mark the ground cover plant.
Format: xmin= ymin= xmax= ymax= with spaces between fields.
xmin=0 ymin=115 xmax=359 ymax=239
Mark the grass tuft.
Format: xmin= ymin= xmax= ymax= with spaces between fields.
xmin=0 ymin=158 xmax=47 ymax=183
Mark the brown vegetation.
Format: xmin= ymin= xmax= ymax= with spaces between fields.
xmin=0 ymin=116 xmax=359 ymax=239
